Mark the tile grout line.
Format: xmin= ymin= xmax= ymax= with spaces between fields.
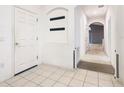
xmin=111 ymin=76 xmax=115 ymax=87
xmin=98 ymin=72 xmax=99 ymax=87
xmin=2 ymin=82 xmax=12 ymax=87
xmin=5 ymin=76 xmax=24 ymax=86
xmin=52 ymin=68 xmax=79 ymax=86
xmin=39 ymin=67 xmax=66 ymax=87
xmin=51 ymin=68 xmax=76 ymax=87
xmin=4 ymin=66 xmax=41 ymax=86
xmin=82 ymin=70 xmax=88 ymax=86
xmin=6 ymin=65 xmax=56 ymax=87
xmin=50 ymin=69 xmax=66 ymax=87
xmin=9 ymin=77 xmax=30 ymax=87
xmin=19 ymin=66 xmax=60 ymax=87
xmin=67 ymin=70 xmax=77 ymax=87
xmin=36 ymin=68 xmax=59 ymax=86
xmin=22 ymin=75 xmax=45 ymax=86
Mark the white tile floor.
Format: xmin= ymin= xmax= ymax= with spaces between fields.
xmin=81 ymin=51 xmax=111 ymax=65
xmin=0 ymin=63 xmax=123 ymax=87
xmin=81 ymin=44 xmax=111 ymax=65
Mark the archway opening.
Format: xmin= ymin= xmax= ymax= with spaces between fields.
xmin=89 ymin=22 xmax=104 ymax=44
xmin=86 ymin=22 xmax=105 ymax=55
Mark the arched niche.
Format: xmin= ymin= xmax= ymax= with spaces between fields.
xmin=46 ymin=7 xmax=69 ymax=43
xmin=47 ymin=7 xmax=68 ymax=15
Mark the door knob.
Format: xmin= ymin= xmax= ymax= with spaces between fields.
xmin=15 ymin=42 xmax=19 ymax=45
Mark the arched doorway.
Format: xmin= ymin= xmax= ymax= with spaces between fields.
xmin=89 ymin=22 xmax=104 ymax=44
xmin=86 ymin=22 xmax=105 ymax=55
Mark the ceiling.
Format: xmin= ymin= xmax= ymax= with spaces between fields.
xmin=82 ymin=5 xmax=108 ymax=19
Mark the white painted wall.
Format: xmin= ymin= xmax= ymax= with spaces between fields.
xmin=74 ymin=7 xmax=81 ymax=50
xmin=116 ymin=6 xmax=124 ymax=83
xmin=74 ymin=6 xmax=82 ymax=67
xmin=105 ymin=10 xmax=110 ymax=57
xmin=0 ymin=6 xmax=13 ymax=82
xmin=87 ymin=17 xmax=105 ymax=26
xmin=40 ymin=5 xmax=76 ymax=69
xmin=108 ymin=6 xmax=124 ymax=84
xmin=105 ymin=6 xmax=116 ymax=60
xmin=15 ymin=5 xmax=43 ymax=15
xmin=78 ymin=9 xmax=87 ymax=58
xmin=105 ymin=6 xmax=118 ymax=70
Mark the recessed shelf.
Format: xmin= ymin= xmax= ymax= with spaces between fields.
xmin=50 ymin=27 xmax=65 ymax=31
xmin=50 ymin=16 xmax=65 ymax=21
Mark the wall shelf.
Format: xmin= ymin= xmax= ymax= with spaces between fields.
xmin=50 ymin=16 xmax=65 ymax=21
xmin=50 ymin=27 xmax=65 ymax=31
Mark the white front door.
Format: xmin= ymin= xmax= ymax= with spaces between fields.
xmin=15 ymin=8 xmax=38 ymax=74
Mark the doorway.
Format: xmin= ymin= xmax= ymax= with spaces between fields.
xmin=86 ymin=22 xmax=105 ymax=56
xmin=81 ymin=21 xmax=110 ymax=65
xmin=78 ymin=21 xmax=114 ymax=74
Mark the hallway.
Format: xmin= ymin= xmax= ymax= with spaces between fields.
xmin=78 ymin=44 xmax=112 ymax=74
xmin=78 ymin=44 xmax=113 ymax=75
xmin=77 ymin=5 xmax=114 ymax=80
xmin=81 ymin=44 xmax=111 ymax=65
xmin=86 ymin=44 xmax=104 ymax=56
xmin=86 ymin=43 xmax=110 ymax=63
xmin=79 ymin=5 xmax=111 ymax=66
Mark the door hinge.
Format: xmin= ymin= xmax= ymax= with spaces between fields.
xmin=36 ymin=18 xmax=38 ymax=22
xmin=36 ymin=36 xmax=38 ymax=40
xmin=36 ymin=56 xmax=38 ymax=60
xmin=73 ymin=50 xmax=75 ymax=68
